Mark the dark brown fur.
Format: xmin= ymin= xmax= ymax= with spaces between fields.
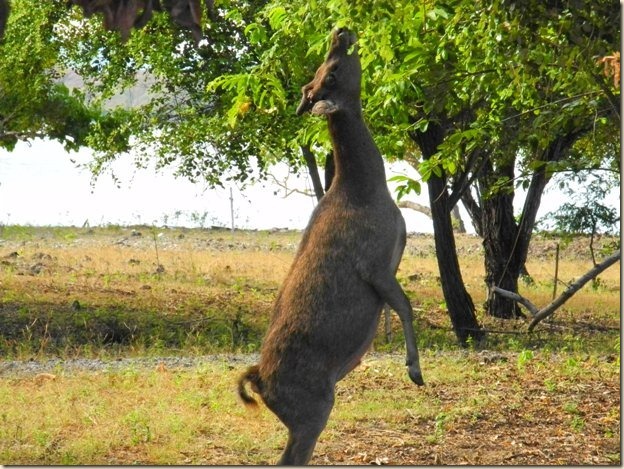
xmin=237 ymin=28 xmax=424 ymax=465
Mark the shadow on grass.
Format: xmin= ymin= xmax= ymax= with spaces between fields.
xmin=0 ymin=301 xmax=265 ymax=357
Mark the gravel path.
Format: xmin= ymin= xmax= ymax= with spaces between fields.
xmin=0 ymin=351 xmax=423 ymax=377
xmin=0 ymin=353 xmax=260 ymax=377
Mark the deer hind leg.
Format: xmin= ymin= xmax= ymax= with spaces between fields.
xmin=269 ymin=386 xmax=334 ymax=465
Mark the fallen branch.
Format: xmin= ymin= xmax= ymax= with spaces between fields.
xmin=492 ymin=287 xmax=539 ymax=316
xmin=493 ymin=250 xmax=620 ymax=332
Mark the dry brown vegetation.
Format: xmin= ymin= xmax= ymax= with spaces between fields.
xmin=0 ymin=225 xmax=619 ymax=357
xmin=0 ymin=225 xmax=620 ymax=464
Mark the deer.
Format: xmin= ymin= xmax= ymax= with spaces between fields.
xmin=238 ymin=27 xmax=424 ymax=465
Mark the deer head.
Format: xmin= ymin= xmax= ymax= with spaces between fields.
xmin=296 ymin=28 xmax=362 ymax=116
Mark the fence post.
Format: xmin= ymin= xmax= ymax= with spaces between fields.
xmin=229 ymin=187 xmax=235 ymax=231
xmin=553 ymin=242 xmax=560 ymax=300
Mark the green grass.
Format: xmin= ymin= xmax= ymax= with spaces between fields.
xmin=0 ymin=225 xmax=619 ymax=464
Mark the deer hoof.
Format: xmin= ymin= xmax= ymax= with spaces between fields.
xmin=408 ymin=367 xmax=425 ymax=386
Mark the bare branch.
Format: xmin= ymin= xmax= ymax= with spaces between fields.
xmin=397 ymin=200 xmax=431 ymax=218
xmin=493 ymin=250 xmax=621 ymax=332
xmin=266 ymin=172 xmax=314 ymax=199
xmin=492 ymin=286 xmax=539 ymax=316
xmin=0 ymin=130 xmax=47 ymax=140
xmin=528 ymin=250 xmax=620 ymax=331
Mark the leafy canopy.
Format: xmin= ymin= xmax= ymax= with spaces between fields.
xmin=0 ymin=0 xmax=131 ymax=153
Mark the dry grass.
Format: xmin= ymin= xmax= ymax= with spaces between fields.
xmin=0 ymin=226 xmax=619 ymax=357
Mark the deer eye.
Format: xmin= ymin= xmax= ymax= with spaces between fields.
xmin=324 ymin=73 xmax=337 ymax=87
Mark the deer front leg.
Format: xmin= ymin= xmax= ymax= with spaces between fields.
xmin=366 ymin=272 xmax=424 ymax=386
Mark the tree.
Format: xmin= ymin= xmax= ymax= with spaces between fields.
xmin=56 ymin=0 xmax=288 ymax=186
xmin=0 ymin=1 xmax=132 ymax=153
xmin=449 ymin=1 xmax=620 ymax=318
xmin=202 ymin=1 xmax=486 ymax=343
xmin=542 ymin=173 xmax=619 ymax=268
xmin=209 ymin=0 xmax=619 ymax=328
xmin=22 ymin=0 xmax=618 ymax=341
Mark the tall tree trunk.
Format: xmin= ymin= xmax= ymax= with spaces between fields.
xmin=410 ymin=123 xmax=484 ymax=345
xmin=477 ymin=131 xmax=584 ymax=318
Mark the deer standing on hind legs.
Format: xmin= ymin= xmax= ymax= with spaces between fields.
xmin=238 ymin=27 xmax=424 ymax=466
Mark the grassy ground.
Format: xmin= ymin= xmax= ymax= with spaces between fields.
xmin=0 ymin=225 xmax=620 ymax=464
xmin=0 ymin=225 xmax=619 ymax=357
xmin=0 ymin=352 xmax=619 ymax=464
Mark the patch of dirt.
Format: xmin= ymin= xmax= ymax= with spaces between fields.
xmin=310 ymin=355 xmax=619 ymax=465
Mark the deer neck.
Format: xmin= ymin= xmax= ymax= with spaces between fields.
xmin=327 ymin=107 xmax=387 ymax=201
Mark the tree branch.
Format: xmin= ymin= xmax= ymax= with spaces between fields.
xmin=397 ymin=200 xmax=432 ymax=218
xmin=460 ymin=190 xmax=483 ymax=236
xmin=448 ymin=147 xmax=484 ymax=208
xmin=0 ymin=130 xmax=46 ymax=140
xmin=300 ymin=144 xmax=325 ymax=202
xmin=492 ymin=286 xmax=539 ymax=316
xmin=493 ymin=250 xmax=620 ymax=332
xmin=527 ymin=249 xmax=620 ymax=331
xmin=266 ymin=172 xmax=314 ymax=199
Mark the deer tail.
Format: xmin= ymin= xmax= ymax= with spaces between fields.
xmin=238 ymin=365 xmax=262 ymax=407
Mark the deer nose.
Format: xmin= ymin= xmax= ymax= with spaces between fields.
xmin=335 ymin=27 xmax=349 ymax=39
xmin=334 ymin=27 xmax=355 ymax=48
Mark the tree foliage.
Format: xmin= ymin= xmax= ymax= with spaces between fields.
xmin=0 ymin=0 xmax=132 ymax=153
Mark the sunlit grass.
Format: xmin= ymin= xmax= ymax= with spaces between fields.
xmin=0 ymin=226 xmax=619 ymax=358
xmin=0 ymin=351 xmax=618 ymax=464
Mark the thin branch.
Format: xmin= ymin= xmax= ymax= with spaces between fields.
xmin=500 ymin=91 xmax=603 ymax=123
xmin=0 ymin=130 xmax=47 ymax=140
xmin=436 ymin=69 xmax=497 ymax=86
xmin=447 ymin=147 xmax=482 ymax=208
xmin=397 ymin=200 xmax=432 ymax=218
xmin=266 ymin=172 xmax=314 ymax=199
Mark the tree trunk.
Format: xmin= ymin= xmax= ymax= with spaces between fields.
xmin=324 ymin=151 xmax=335 ymax=192
xmin=410 ymin=123 xmax=484 ymax=345
xmin=300 ymin=144 xmax=325 ymax=202
xmin=461 ymin=131 xmax=585 ymax=319
xmin=451 ymin=205 xmax=466 ymax=233
xmin=480 ymin=161 xmax=524 ymax=318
